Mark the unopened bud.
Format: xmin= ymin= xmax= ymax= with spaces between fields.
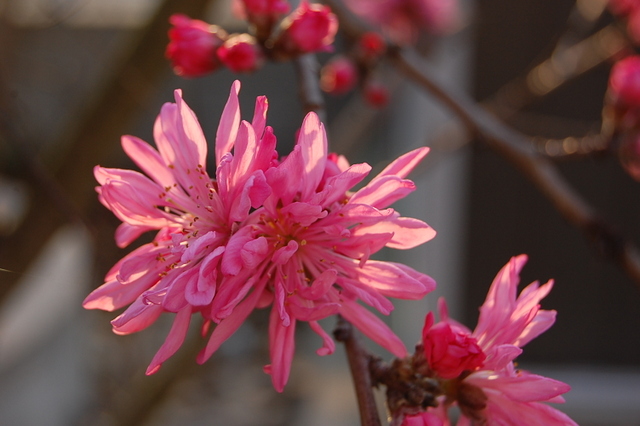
xmin=364 ymin=80 xmax=390 ymax=108
xmin=276 ymin=1 xmax=338 ymax=55
xmin=321 ymin=56 xmax=358 ymax=95
xmin=217 ymin=34 xmax=265 ymax=73
xmin=166 ymin=14 xmax=225 ymax=78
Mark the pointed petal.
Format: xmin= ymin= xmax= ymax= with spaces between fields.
xmin=309 ymin=320 xmax=335 ymax=356
xmin=339 ymin=298 xmax=407 ymax=358
xmin=265 ymin=307 xmax=296 ymax=392
xmin=146 ymin=306 xmax=192 ymax=374
xmin=216 ymin=80 xmax=242 ymax=164
xmin=377 ymin=147 xmax=430 ymax=179
xmin=251 ymin=95 xmax=268 ymax=138
xmin=298 ymin=112 xmax=327 ymax=200
xmin=197 ymin=282 xmax=266 ymax=363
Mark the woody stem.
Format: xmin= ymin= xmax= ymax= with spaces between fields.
xmin=334 ymin=316 xmax=382 ymax=426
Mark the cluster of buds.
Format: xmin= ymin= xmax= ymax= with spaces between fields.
xmin=320 ymin=31 xmax=391 ymax=108
xmin=166 ymin=1 xmax=337 ymax=78
xmin=606 ymin=55 xmax=640 ymax=180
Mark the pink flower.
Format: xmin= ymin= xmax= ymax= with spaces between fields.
xmin=85 ymin=81 xmax=436 ymax=392
xmin=320 ymin=56 xmax=359 ymax=95
xmin=198 ymin=114 xmax=437 ymax=392
xmin=422 ymin=312 xmax=485 ymax=379
xmin=344 ymin=0 xmax=459 ymax=44
xmin=84 ymin=81 xmax=276 ymax=374
xmin=421 ymin=256 xmax=576 ymax=425
xmin=166 ymin=14 xmax=225 ymax=77
xmin=276 ymin=1 xmax=338 ymax=55
xmin=217 ymin=34 xmax=265 ymax=73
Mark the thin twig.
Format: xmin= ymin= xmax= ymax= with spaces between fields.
xmin=294 ymin=54 xmax=326 ymax=122
xmin=389 ymin=48 xmax=640 ymax=288
xmin=334 ymin=317 xmax=382 ymax=426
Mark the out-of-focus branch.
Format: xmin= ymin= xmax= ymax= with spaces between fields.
xmin=488 ymin=24 xmax=627 ymax=116
xmin=334 ymin=317 xmax=382 ymax=426
xmin=389 ymin=48 xmax=640 ymax=287
xmin=0 ymin=0 xmax=212 ymax=304
xmin=294 ymin=54 xmax=326 ymax=122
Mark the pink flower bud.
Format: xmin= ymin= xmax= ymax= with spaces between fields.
xmin=363 ymin=80 xmax=390 ymax=107
xmin=321 ymin=56 xmax=358 ymax=95
xmin=217 ymin=34 xmax=265 ymax=73
xmin=241 ymin=0 xmax=290 ymax=16
xmin=358 ymin=32 xmax=386 ymax=60
xmin=422 ymin=313 xmax=485 ymax=379
xmin=166 ymin=14 xmax=225 ymax=78
xmin=278 ymin=1 xmax=338 ymax=54
xmin=608 ymin=56 xmax=640 ymax=127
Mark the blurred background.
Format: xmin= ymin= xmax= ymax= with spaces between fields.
xmin=1 ymin=0 xmax=640 ymax=424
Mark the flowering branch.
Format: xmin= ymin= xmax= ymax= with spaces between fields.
xmin=334 ymin=317 xmax=382 ymax=426
xmin=389 ymin=47 xmax=640 ymax=287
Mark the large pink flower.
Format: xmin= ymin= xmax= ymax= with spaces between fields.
xmin=420 ymin=256 xmax=576 ymax=425
xmin=85 ymin=81 xmax=436 ymax=391
xmin=84 ymin=81 xmax=275 ymax=374
xmin=198 ymin=114 xmax=437 ymax=392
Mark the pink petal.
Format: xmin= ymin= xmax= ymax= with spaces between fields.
xmin=251 ymin=95 xmax=269 ymax=138
xmin=309 ymin=320 xmax=335 ymax=356
xmin=272 ymin=240 xmax=299 ymax=265
xmin=146 ymin=306 xmax=192 ymax=374
xmin=516 ymin=309 xmax=556 ymax=347
xmin=298 ymin=112 xmax=328 ymax=200
xmin=198 ymin=281 xmax=266 ymax=363
xmin=310 ymin=162 xmax=372 ymax=207
xmin=467 ymin=370 xmax=571 ymax=402
xmin=241 ymin=236 xmax=269 ymax=269
xmin=175 ymin=89 xmax=208 ymax=166
xmin=350 ymin=175 xmax=416 ymax=209
xmin=121 ymin=135 xmax=175 ymax=188
xmin=357 ymin=260 xmax=436 ymax=299
xmin=216 ymin=80 xmax=242 ymax=164
xmin=353 ymin=216 xmax=436 ymax=249
xmin=279 ymin=201 xmax=328 ymax=226
xmin=111 ymin=300 xmax=163 ymax=335
xmin=114 ymin=222 xmax=156 ymax=248
xmin=481 ymin=388 xmax=577 ymax=425
xmin=297 ymin=269 xmax=337 ymax=300
xmin=265 ymin=306 xmax=297 ymax=392
xmin=376 ymin=147 xmax=430 ymax=179
xmin=339 ymin=298 xmax=407 ymax=358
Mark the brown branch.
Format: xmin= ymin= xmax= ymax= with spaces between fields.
xmin=389 ymin=47 xmax=640 ymax=288
xmin=294 ymin=54 xmax=326 ymax=122
xmin=334 ymin=317 xmax=382 ymax=426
